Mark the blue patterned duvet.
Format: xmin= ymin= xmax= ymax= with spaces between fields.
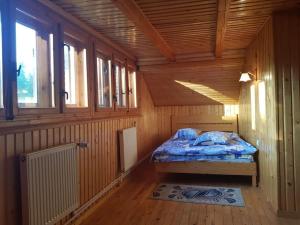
xmin=152 ymin=137 xmax=257 ymax=163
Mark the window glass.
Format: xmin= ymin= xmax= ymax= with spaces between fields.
xmin=114 ymin=64 xmax=127 ymax=108
xmin=128 ymin=70 xmax=137 ymax=108
xmin=16 ymin=22 xmax=55 ymax=108
xmin=96 ymin=56 xmax=112 ymax=108
xmin=64 ymin=42 xmax=88 ymax=108
xmin=0 ymin=13 xmax=3 ymax=108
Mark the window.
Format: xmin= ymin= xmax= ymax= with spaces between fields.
xmin=250 ymin=84 xmax=256 ymax=130
xmin=16 ymin=20 xmax=55 ymax=108
xmin=0 ymin=12 xmax=3 ymax=109
xmin=128 ymin=69 xmax=137 ymax=108
xmin=63 ymin=38 xmax=88 ymax=108
xmin=114 ymin=63 xmax=127 ymax=108
xmin=96 ymin=55 xmax=112 ymax=108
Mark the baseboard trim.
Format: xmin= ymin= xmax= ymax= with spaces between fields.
xmin=65 ymin=152 xmax=152 ymax=225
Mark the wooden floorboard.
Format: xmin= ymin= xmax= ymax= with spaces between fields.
xmin=77 ymin=162 xmax=300 ymax=225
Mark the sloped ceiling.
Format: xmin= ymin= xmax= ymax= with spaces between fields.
xmin=141 ymin=58 xmax=243 ymax=106
xmin=51 ymin=0 xmax=300 ymax=105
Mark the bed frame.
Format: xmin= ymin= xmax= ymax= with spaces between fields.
xmin=154 ymin=114 xmax=257 ymax=187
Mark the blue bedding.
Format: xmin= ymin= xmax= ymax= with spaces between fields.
xmin=152 ymin=136 xmax=257 ymax=163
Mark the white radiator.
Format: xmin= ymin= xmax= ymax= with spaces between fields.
xmin=119 ymin=127 xmax=138 ymax=172
xmin=20 ymin=143 xmax=79 ymax=225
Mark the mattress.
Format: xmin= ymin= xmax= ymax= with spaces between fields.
xmin=152 ymin=136 xmax=257 ymax=163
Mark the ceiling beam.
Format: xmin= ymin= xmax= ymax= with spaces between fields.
xmin=138 ymin=49 xmax=246 ymax=66
xmin=111 ymin=0 xmax=175 ymax=61
xmin=215 ymin=0 xmax=231 ymax=58
xmin=139 ymin=58 xmax=244 ymax=73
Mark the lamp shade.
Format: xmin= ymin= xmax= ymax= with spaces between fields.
xmin=239 ymin=72 xmax=252 ymax=82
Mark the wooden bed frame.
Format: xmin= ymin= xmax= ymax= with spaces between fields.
xmin=154 ymin=114 xmax=257 ymax=187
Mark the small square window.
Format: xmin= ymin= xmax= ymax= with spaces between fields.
xmin=128 ymin=70 xmax=137 ymax=108
xmin=115 ymin=64 xmax=127 ymax=108
xmin=63 ymin=40 xmax=88 ymax=108
xmin=16 ymin=22 xmax=55 ymax=108
xmin=96 ymin=56 xmax=112 ymax=108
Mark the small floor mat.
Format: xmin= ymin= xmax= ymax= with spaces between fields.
xmin=151 ymin=183 xmax=245 ymax=207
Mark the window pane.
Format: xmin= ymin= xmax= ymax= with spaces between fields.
xmin=115 ymin=65 xmax=127 ymax=108
xmin=64 ymin=43 xmax=88 ymax=108
xmin=97 ymin=57 xmax=112 ymax=108
xmin=0 ymin=13 xmax=3 ymax=108
xmin=129 ymin=71 xmax=137 ymax=108
xmin=16 ymin=22 xmax=55 ymax=108
xmin=121 ymin=66 xmax=127 ymax=107
xmin=115 ymin=65 xmax=120 ymax=106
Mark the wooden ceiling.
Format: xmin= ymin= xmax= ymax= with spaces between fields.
xmin=141 ymin=58 xmax=244 ymax=106
xmin=50 ymin=0 xmax=300 ymax=106
xmin=224 ymin=0 xmax=300 ymax=51
xmin=50 ymin=0 xmax=162 ymax=58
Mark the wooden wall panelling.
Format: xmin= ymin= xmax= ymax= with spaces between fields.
xmin=137 ymin=76 xmax=159 ymax=158
xmin=156 ymin=105 xmax=238 ymax=143
xmin=0 ymin=75 xmax=159 ymax=225
xmin=239 ymin=18 xmax=278 ymax=211
xmin=0 ymin=136 xmax=6 ymax=225
xmin=274 ymin=11 xmax=300 ymax=217
xmin=290 ymin=13 xmax=300 ymax=215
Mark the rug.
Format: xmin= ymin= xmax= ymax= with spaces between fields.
xmin=151 ymin=183 xmax=245 ymax=207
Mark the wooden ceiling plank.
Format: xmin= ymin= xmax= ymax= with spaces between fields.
xmin=38 ymin=0 xmax=137 ymax=60
xmin=215 ymin=0 xmax=231 ymax=58
xmin=111 ymin=0 xmax=175 ymax=61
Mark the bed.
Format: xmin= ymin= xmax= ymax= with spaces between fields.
xmin=152 ymin=114 xmax=258 ymax=187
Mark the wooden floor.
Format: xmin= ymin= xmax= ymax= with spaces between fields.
xmin=78 ymin=162 xmax=299 ymax=225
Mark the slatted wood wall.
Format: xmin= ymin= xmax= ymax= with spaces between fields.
xmin=0 ymin=76 xmax=159 ymax=225
xmin=156 ymin=105 xmax=238 ymax=143
xmin=273 ymin=11 xmax=300 ymax=217
xmin=240 ymin=12 xmax=300 ymax=217
xmin=239 ymin=18 xmax=279 ymax=211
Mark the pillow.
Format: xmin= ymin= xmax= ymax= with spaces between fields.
xmin=193 ymin=131 xmax=238 ymax=146
xmin=173 ymin=128 xmax=199 ymax=140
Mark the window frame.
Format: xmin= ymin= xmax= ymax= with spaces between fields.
xmin=61 ymin=24 xmax=90 ymax=114
xmin=94 ymin=49 xmax=114 ymax=114
xmin=113 ymin=57 xmax=128 ymax=112
xmin=127 ymin=64 xmax=139 ymax=112
xmin=12 ymin=7 xmax=60 ymax=116
xmin=0 ymin=0 xmax=141 ymax=123
xmin=0 ymin=2 xmax=5 ymax=118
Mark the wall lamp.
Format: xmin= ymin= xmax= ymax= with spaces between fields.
xmin=239 ymin=71 xmax=257 ymax=82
